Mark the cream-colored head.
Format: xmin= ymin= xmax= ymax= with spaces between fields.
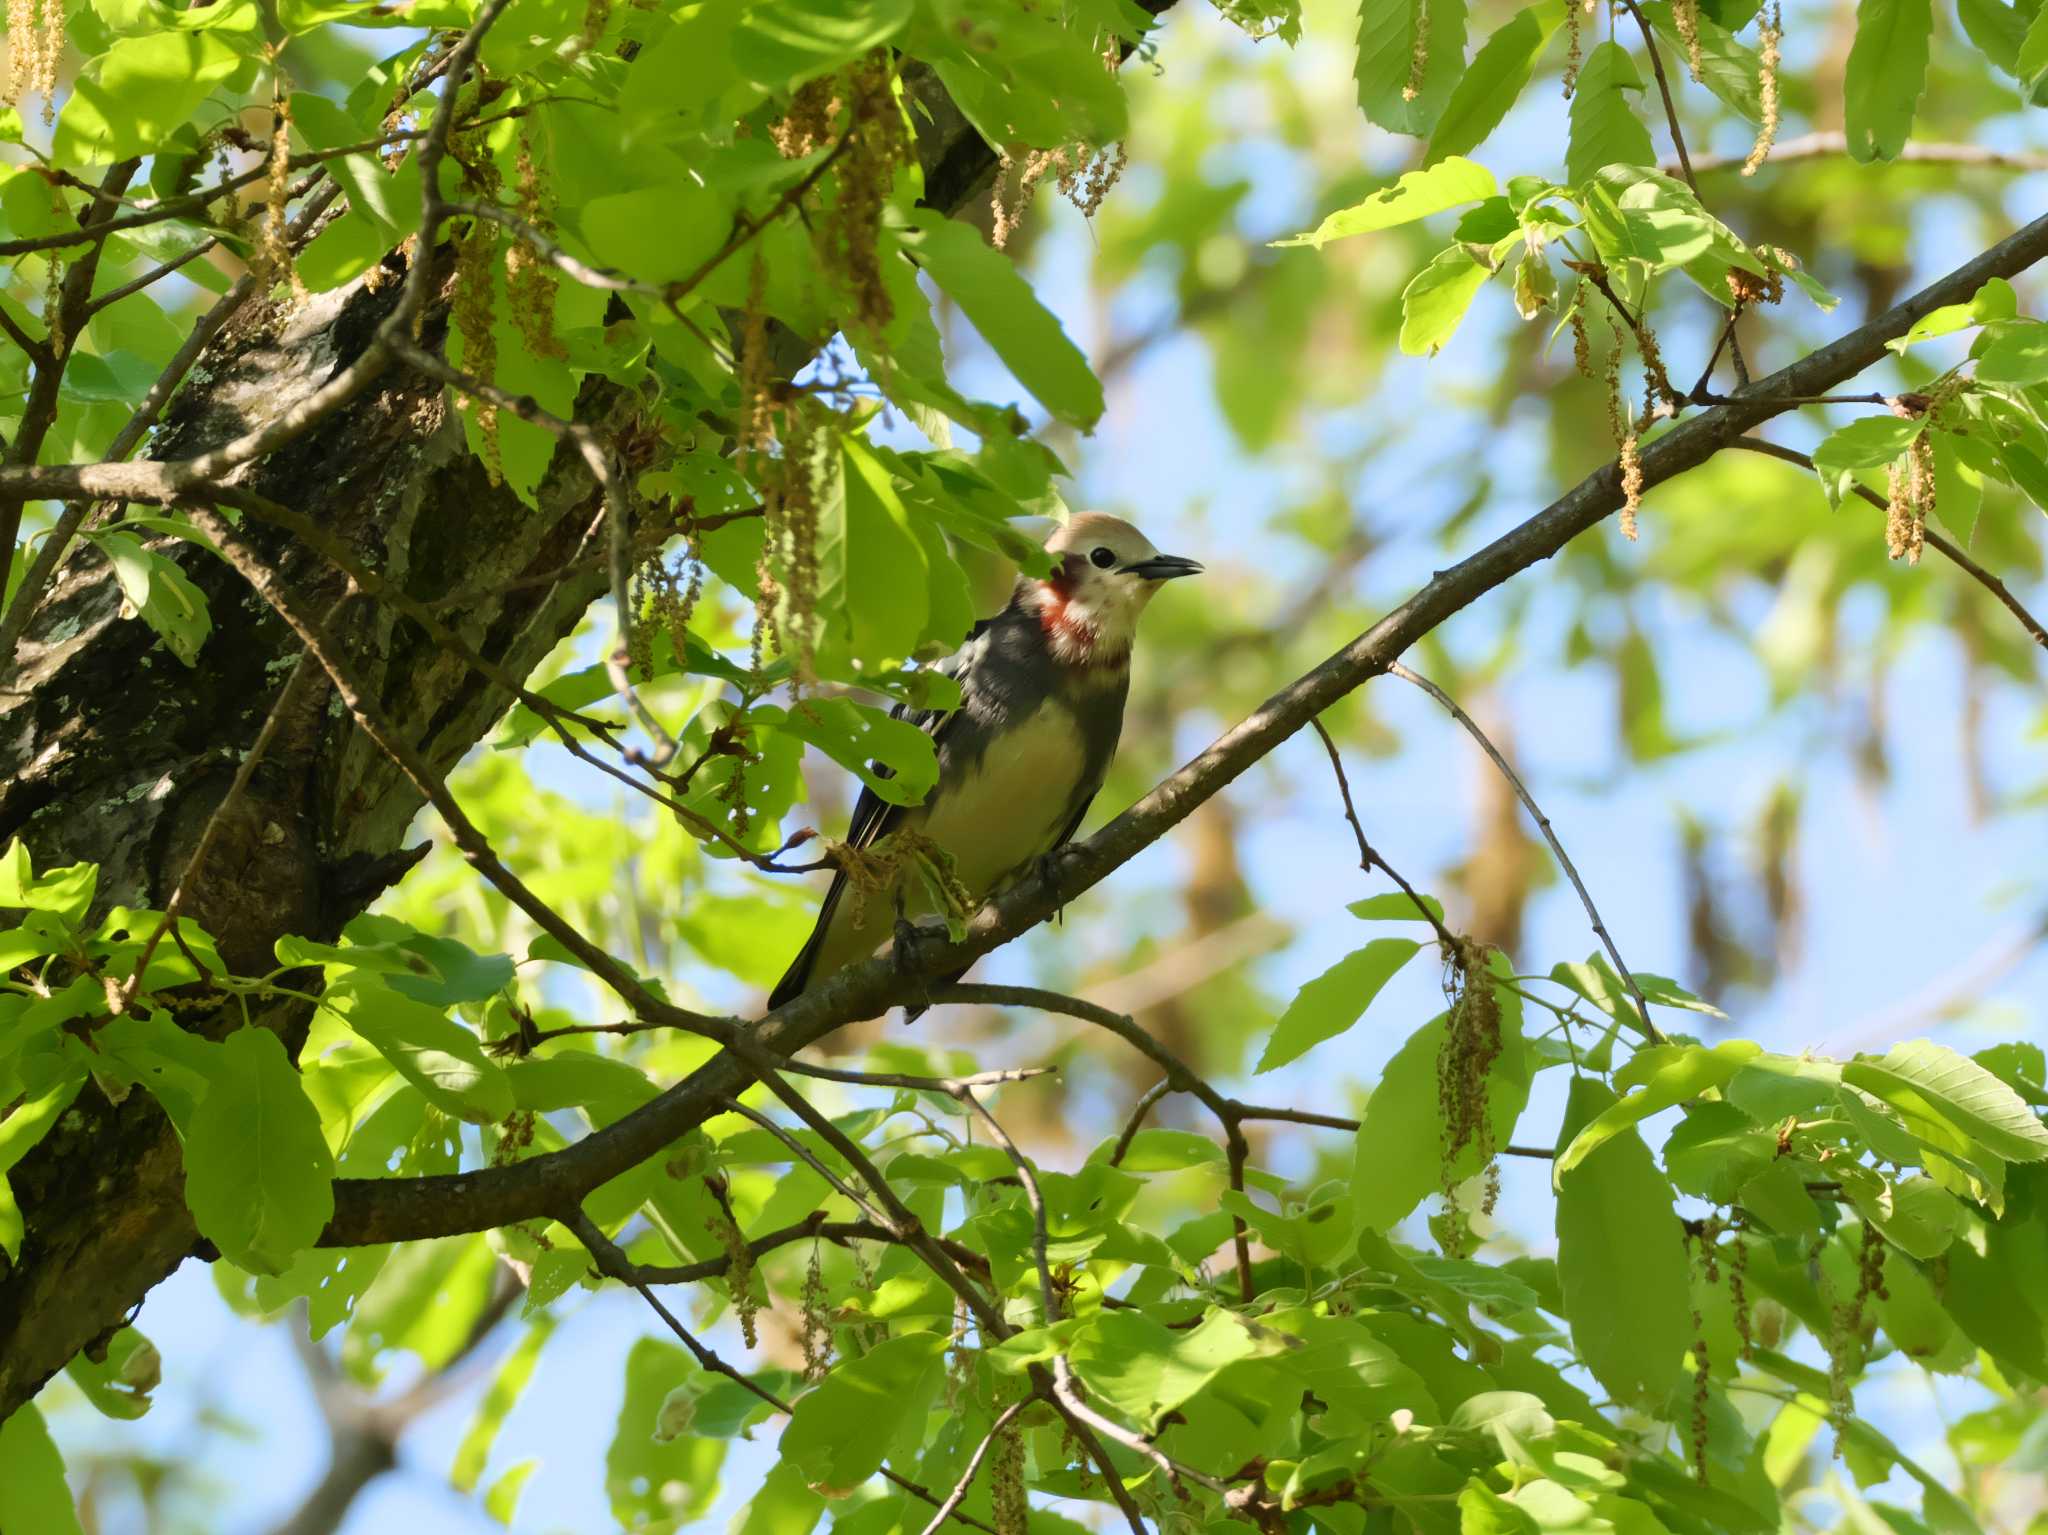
xmin=1020 ymin=512 xmax=1202 ymax=666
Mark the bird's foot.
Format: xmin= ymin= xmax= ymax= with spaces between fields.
xmin=892 ymin=915 xmax=929 ymax=976
xmin=1037 ymin=843 xmax=1083 ymax=924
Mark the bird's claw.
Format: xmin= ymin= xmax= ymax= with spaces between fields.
xmin=1037 ymin=844 xmax=1081 ymax=924
xmin=892 ymin=915 xmax=926 ymax=976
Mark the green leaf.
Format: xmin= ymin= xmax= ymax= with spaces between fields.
xmin=1400 ymin=245 xmax=1492 ymax=356
xmin=779 ymin=1331 xmax=947 ymax=1494
xmin=1976 ymin=320 xmax=2048 ymax=384
xmin=898 ymin=209 xmax=1103 ymax=429
xmin=1843 ymin=1039 xmax=2048 ymax=1164
xmin=1354 ymin=985 xmax=1532 ymax=1231
xmin=88 ymin=530 xmax=212 ymax=665
xmin=0 ymin=838 xmax=99 ymax=923
xmin=1848 ymin=1175 xmax=1962 ymax=1259
xmin=1355 ymin=0 xmax=1470 ymax=137
xmin=1843 ymin=0 xmax=1932 ymax=161
xmin=1641 ymin=1 xmax=1762 ymax=119
xmin=1257 ymin=937 xmax=1422 ymax=1072
xmin=0 ymin=1404 xmax=83 ymax=1535
xmin=1555 ymin=1041 xmax=1762 ymax=1178
xmin=1566 ymin=42 xmax=1656 ymax=187
xmin=1069 ymin=1308 xmax=1266 ymax=1431
xmin=64 ymin=1328 xmax=160 ymax=1421
xmin=1663 ymin=1102 xmax=1776 ymax=1204
xmin=730 ymin=0 xmax=912 ymax=89
xmin=0 ymin=1074 xmax=86 ymax=1260
xmin=1273 ymin=158 xmax=1497 ymax=249
xmin=1939 ymin=1169 xmax=2048 ymax=1380
xmin=1348 ymin=891 xmax=1448 ymax=923
xmin=1424 ymin=1 xmax=1565 ymax=164
xmin=2020 ymin=1 xmax=2048 ymax=80
xmin=1554 ymin=1077 xmax=1692 ymax=1408
xmin=1812 ymin=414 xmax=1924 ymax=477
xmin=53 ymin=31 xmax=249 ymax=163
xmin=484 ymin=1460 xmax=538 ymax=1526
xmin=751 ymin=696 xmax=939 ymax=808
xmin=334 ymin=980 xmax=515 ymax=1124
xmin=1931 ymin=430 xmax=1984 ymax=546
xmin=182 ymin=1028 xmax=336 ymax=1276
xmin=606 ymin=1338 xmax=727 ymax=1532
xmin=1888 ymin=276 xmax=2015 ymax=352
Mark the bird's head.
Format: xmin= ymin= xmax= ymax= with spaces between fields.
xmin=1022 ymin=512 xmax=1202 ymax=667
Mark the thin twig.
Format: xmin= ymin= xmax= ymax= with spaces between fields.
xmin=1621 ymin=0 xmax=1697 ymax=191
xmin=1106 ymin=1078 xmax=1174 ymax=1167
xmin=1385 ymin=663 xmax=1665 ymax=1045
xmin=1728 ymin=436 xmax=2048 ymax=651
xmin=1677 ymin=130 xmax=2048 ymax=178
xmin=915 ymin=1400 xmax=1029 ymax=1535
xmin=1308 ymin=716 xmax=1460 ymax=953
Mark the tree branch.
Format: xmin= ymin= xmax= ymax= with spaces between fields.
xmin=305 ymin=210 xmax=2048 ymax=1256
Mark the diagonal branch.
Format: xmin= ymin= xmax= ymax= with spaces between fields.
xmin=309 ymin=210 xmax=2048 ymax=1252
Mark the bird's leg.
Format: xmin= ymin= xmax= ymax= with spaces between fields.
xmin=1036 ymin=842 xmax=1083 ymax=925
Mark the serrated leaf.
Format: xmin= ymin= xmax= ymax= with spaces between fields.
xmin=1566 ymin=42 xmax=1656 ymax=187
xmin=1424 ymin=0 xmax=1565 ymax=164
xmin=1844 ymin=0 xmax=1932 ymax=160
xmin=1257 ymin=937 xmax=1421 ymax=1072
xmin=1843 ymin=1039 xmax=2048 ymax=1164
xmin=1273 ymin=158 xmax=1497 ymax=249
xmin=87 ymin=530 xmax=212 ymax=665
xmin=898 ymin=209 xmax=1102 ymax=429
xmin=1976 ymin=319 xmax=2048 ymax=384
xmin=1811 ymin=414 xmax=1924 ymax=477
xmin=1355 ymin=0 xmax=1470 ymax=137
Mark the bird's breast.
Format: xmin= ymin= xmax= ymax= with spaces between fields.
xmin=923 ymin=701 xmax=1096 ymax=896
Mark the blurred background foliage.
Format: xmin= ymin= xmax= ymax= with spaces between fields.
xmin=11 ymin=0 xmax=2048 ymax=1526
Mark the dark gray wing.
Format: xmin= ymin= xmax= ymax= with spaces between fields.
xmin=767 ymin=626 xmax=985 ymax=1009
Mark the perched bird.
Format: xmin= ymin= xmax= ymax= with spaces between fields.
xmin=769 ymin=513 xmax=1202 ymax=1010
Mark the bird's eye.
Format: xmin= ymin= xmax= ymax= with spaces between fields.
xmin=1089 ymin=546 xmax=1117 ymax=569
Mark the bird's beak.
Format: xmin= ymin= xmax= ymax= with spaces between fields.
xmin=1121 ymin=553 xmax=1204 ymax=581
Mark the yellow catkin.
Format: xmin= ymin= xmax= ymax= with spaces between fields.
xmin=990 ymin=1426 xmax=1029 ymax=1535
xmin=1403 ymin=0 xmax=1432 ymax=101
xmin=6 ymin=0 xmax=63 ymax=123
xmin=1435 ymin=939 xmax=1503 ymax=1254
xmin=1729 ymin=1234 xmax=1754 ymax=1362
xmin=1604 ymin=338 xmax=1643 ymax=540
xmin=577 ymin=0 xmax=611 ymax=50
xmin=1563 ymin=0 xmax=1587 ymax=96
xmin=708 ymin=1208 xmax=761 ymax=1348
xmin=1672 ymin=0 xmax=1706 ymax=81
xmin=799 ymin=1241 xmax=832 ymax=1382
xmin=250 ymin=81 xmax=302 ymax=301
xmin=42 ymin=253 xmax=63 ymax=357
xmin=814 ymin=51 xmax=907 ymax=335
xmin=1742 ymin=1 xmax=1782 ymax=177
xmin=505 ymin=135 xmax=566 ymax=360
xmin=772 ymin=73 xmax=836 ymax=159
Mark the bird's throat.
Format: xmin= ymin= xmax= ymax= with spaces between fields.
xmin=1032 ymin=583 xmax=1130 ymax=668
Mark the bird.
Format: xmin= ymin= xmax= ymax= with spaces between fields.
xmin=768 ymin=512 xmax=1202 ymax=1012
